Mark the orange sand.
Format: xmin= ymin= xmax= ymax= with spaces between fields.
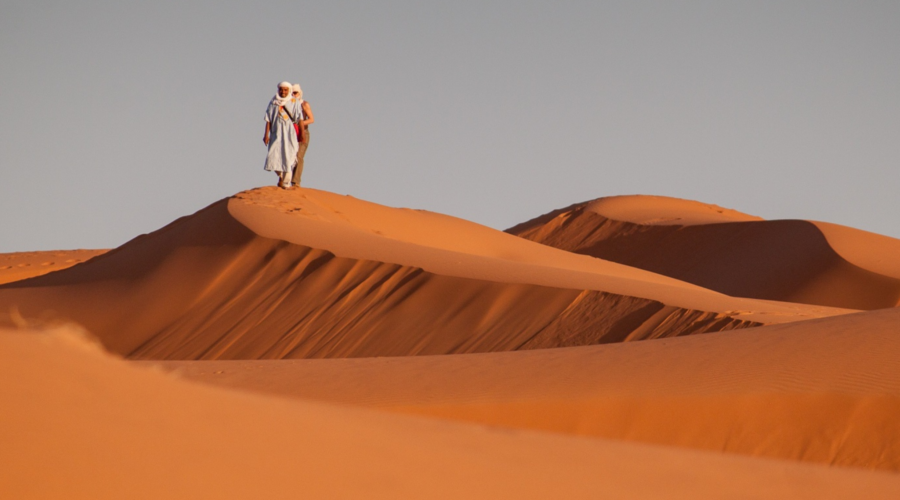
xmin=0 ymin=249 xmax=107 ymax=285
xmin=150 ymin=307 xmax=900 ymax=471
xmin=508 ymin=195 xmax=900 ymax=310
xmin=4 ymin=326 xmax=900 ymax=499
xmin=0 ymin=188 xmax=849 ymax=360
xmin=4 ymin=186 xmax=900 ymax=498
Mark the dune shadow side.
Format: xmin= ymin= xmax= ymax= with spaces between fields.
xmin=509 ymin=207 xmax=900 ymax=310
xmin=0 ymin=194 xmax=763 ymax=360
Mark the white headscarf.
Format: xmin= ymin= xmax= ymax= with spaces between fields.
xmin=271 ymin=81 xmax=293 ymax=107
xmin=292 ymin=83 xmax=303 ymax=100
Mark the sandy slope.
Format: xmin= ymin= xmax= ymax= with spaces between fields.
xmin=508 ymin=195 xmax=900 ymax=309
xmin=151 ymin=307 xmax=900 ymax=471
xmin=4 ymin=327 xmax=900 ymax=500
xmin=0 ymin=249 xmax=107 ymax=285
xmin=0 ymin=188 xmax=848 ymax=360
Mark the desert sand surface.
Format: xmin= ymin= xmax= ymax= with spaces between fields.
xmin=0 ymin=249 xmax=107 ymax=285
xmin=4 ymin=326 xmax=900 ymax=500
xmin=150 ymin=306 xmax=900 ymax=471
xmin=4 ymin=186 xmax=900 ymax=498
xmin=508 ymin=194 xmax=900 ymax=310
xmin=0 ymin=188 xmax=849 ymax=360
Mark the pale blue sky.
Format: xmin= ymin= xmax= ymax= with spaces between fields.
xmin=2 ymin=1 xmax=898 ymax=252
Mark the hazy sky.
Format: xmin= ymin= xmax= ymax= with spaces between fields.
xmin=2 ymin=1 xmax=898 ymax=252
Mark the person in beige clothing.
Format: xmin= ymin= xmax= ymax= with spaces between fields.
xmin=291 ymin=84 xmax=315 ymax=187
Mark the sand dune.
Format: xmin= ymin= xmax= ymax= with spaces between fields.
xmin=151 ymin=307 xmax=900 ymax=471
xmin=507 ymin=195 xmax=900 ymax=310
xmin=0 ymin=249 xmax=107 ymax=285
xmin=5 ymin=327 xmax=900 ymax=500
xmin=0 ymin=188 xmax=847 ymax=360
xmin=4 ymin=186 xmax=899 ymax=498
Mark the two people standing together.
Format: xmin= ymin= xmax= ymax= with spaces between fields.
xmin=263 ymin=81 xmax=315 ymax=188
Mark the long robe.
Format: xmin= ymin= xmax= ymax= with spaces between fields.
xmin=263 ymin=98 xmax=302 ymax=173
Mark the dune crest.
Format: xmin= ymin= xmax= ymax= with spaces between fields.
xmin=508 ymin=195 xmax=900 ymax=310
xmin=0 ymin=188 xmax=850 ymax=360
xmin=583 ymin=195 xmax=763 ymax=225
xmin=1 ymin=188 xmax=808 ymax=360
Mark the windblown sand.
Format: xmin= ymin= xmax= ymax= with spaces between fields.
xmin=0 ymin=249 xmax=107 ymax=285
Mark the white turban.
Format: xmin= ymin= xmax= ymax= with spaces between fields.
xmin=292 ymin=83 xmax=303 ymax=99
xmin=272 ymin=81 xmax=294 ymax=106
